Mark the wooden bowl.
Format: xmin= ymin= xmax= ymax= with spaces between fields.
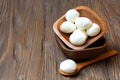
xmin=53 ymin=6 xmax=107 ymax=50
xmin=55 ymin=35 xmax=108 ymax=61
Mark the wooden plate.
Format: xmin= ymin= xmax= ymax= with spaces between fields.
xmin=53 ymin=6 xmax=107 ymax=50
xmin=55 ymin=35 xmax=108 ymax=61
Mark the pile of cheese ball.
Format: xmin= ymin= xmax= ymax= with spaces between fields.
xmin=60 ymin=9 xmax=101 ymax=45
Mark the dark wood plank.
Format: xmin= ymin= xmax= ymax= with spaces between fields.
xmin=0 ymin=0 xmax=120 ymax=80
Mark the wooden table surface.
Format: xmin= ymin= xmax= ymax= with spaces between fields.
xmin=0 ymin=0 xmax=120 ymax=80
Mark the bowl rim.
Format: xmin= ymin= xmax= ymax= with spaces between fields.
xmin=55 ymin=35 xmax=108 ymax=52
xmin=53 ymin=6 xmax=108 ymax=50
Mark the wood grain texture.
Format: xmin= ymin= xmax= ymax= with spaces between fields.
xmin=0 ymin=0 xmax=120 ymax=80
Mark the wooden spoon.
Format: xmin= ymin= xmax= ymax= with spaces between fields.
xmin=59 ymin=50 xmax=117 ymax=76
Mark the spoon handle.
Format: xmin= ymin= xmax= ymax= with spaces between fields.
xmin=79 ymin=50 xmax=117 ymax=67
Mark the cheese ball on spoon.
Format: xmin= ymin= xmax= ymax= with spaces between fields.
xmin=60 ymin=59 xmax=77 ymax=74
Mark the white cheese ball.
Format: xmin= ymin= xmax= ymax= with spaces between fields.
xmin=65 ymin=9 xmax=79 ymax=23
xmin=60 ymin=59 xmax=77 ymax=73
xmin=69 ymin=29 xmax=87 ymax=45
xmin=75 ymin=17 xmax=92 ymax=30
xmin=87 ymin=23 xmax=101 ymax=37
xmin=60 ymin=21 xmax=76 ymax=33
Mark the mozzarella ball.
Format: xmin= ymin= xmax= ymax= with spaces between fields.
xmin=60 ymin=21 xmax=76 ymax=33
xmin=72 ymin=29 xmax=87 ymax=38
xmin=75 ymin=17 xmax=92 ymax=30
xmin=65 ymin=9 xmax=79 ymax=23
xmin=60 ymin=59 xmax=77 ymax=73
xmin=69 ymin=29 xmax=87 ymax=45
xmin=87 ymin=23 xmax=101 ymax=37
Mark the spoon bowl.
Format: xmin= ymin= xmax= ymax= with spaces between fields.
xmin=53 ymin=6 xmax=108 ymax=50
xmin=59 ymin=50 xmax=117 ymax=76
